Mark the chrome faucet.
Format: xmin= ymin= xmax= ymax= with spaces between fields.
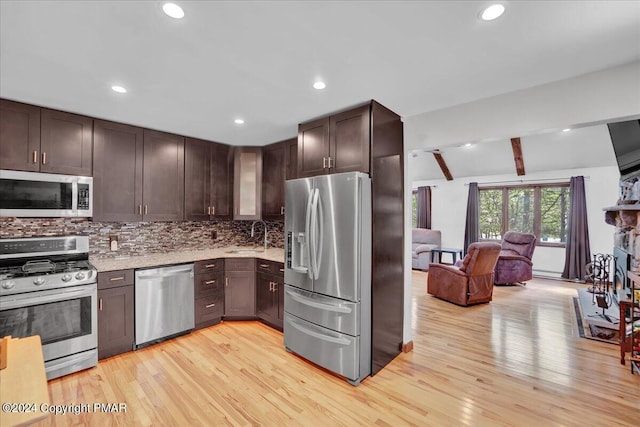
xmin=251 ymin=220 xmax=269 ymax=251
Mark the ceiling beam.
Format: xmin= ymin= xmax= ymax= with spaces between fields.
xmin=510 ymin=137 xmax=526 ymax=176
xmin=432 ymin=151 xmax=453 ymax=181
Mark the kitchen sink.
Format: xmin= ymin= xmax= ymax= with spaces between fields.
xmin=226 ymin=249 xmax=265 ymax=254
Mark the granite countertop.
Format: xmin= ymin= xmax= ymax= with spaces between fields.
xmin=90 ymin=246 xmax=285 ymax=272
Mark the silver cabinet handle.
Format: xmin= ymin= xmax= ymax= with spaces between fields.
xmin=99 ymin=298 xmax=103 ymax=311
xmin=322 ymin=157 xmax=327 ymax=168
xmin=281 ymin=206 xmax=284 ymax=215
xmin=205 ymin=303 xmax=216 ymax=308
xmin=269 ymin=282 xmax=274 ymax=292
xmin=138 ymin=205 xmax=142 ymax=215
xmin=225 ymin=277 xmax=229 ymax=287
xmin=204 ymin=280 xmax=216 ymax=285
xmin=42 ymin=151 xmax=47 ymax=165
xmin=259 ymin=264 xmax=269 ymax=268
xmin=109 ymin=276 xmax=125 ymax=282
xmin=272 ymin=283 xmax=278 ymax=292
xmin=144 ymin=205 xmax=148 ymax=215
xmin=328 ymin=157 xmax=333 ymax=168
xmin=279 ymin=268 xmax=285 ymax=272
xmin=208 ymin=206 xmax=211 ymax=215
xmin=212 ymin=206 xmax=215 ymax=215
xmin=33 ymin=150 xmax=38 ymax=164
xmin=205 ymin=264 xmax=216 ymax=268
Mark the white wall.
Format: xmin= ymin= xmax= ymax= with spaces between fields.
xmin=413 ymin=166 xmax=620 ymax=277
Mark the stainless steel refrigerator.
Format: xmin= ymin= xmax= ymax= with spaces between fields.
xmin=283 ymin=172 xmax=371 ymax=386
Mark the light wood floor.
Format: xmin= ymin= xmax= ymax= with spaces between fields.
xmin=35 ymin=272 xmax=639 ymax=426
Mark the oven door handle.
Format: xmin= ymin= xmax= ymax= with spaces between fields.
xmin=0 ymin=285 xmax=96 ymax=311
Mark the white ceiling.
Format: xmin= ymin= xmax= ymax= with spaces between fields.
xmin=410 ymin=124 xmax=618 ymax=181
xmin=1 ymin=1 xmax=639 ymax=146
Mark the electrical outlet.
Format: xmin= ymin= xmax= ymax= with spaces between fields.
xmin=109 ymin=235 xmax=119 ymax=251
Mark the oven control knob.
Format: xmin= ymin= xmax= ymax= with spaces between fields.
xmin=61 ymin=273 xmax=73 ymax=282
xmin=34 ymin=277 xmax=46 ymax=286
xmin=1 ymin=280 xmax=15 ymax=290
xmin=75 ymin=272 xmax=86 ymax=280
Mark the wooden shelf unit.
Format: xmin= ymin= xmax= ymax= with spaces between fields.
xmin=629 ymin=271 xmax=640 ymax=375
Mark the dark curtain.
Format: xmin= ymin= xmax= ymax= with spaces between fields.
xmin=416 ymin=186 xmax=431 ymax=229
xmin=463 ymin=182 xmax=479 ymax=254
xmin=562 ymin=176 xmax=591 ymax=281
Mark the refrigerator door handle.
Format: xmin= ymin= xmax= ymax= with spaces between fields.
xmin=305 ymin=188 xmax=315 ymax=280
xmin=286 ymin=288 xmax=351 ymax=314
xmin=310 ymin=188 xmax=321 ymax=280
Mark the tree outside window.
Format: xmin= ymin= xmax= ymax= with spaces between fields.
xmin=479 ymin=184 xmax=569 ymax=246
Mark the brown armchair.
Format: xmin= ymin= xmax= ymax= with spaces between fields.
xmin=427 ymin=242 xmax=501 ymax=306
xmin=494 ymin=231 xmax=537 ymax=285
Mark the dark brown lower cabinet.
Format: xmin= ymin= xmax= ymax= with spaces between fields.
xmin=224 ymin=259 xmax=256 ymax=319
xmin=97 ymin=270 xmax=135 ymax=360
xmin=194 ymin=261 xmax=224 ymax=329
xmin=256 ymin=260 xmax=284 ymax=330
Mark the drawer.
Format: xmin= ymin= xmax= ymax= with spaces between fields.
xmin=284 ymin=285 xmax=359 ymax=335
xmin=98 ymin=269 xmax=134 ymax=290
xmin=194 ymin=259 xmax=223 ymax=274
xmin=225 ymin=258 xmax=255 ymax=272
xmin=195 ymin=295 xmax=223 ymax=326
xmin=284 ymin=313 xmax=360 ymax=382
xmin=256 ymin=259 xmax=285 ymax=276
xmin=195 ymin=272 xmax=224 ymax=298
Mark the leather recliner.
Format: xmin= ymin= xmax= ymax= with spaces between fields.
xmin=427 ymin=242 xmax=501 ymax=306
xmin=494 ymin=231 xmax=537 ymax=285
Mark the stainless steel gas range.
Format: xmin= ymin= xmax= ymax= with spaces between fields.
xmin=0 ymin=236 xmax=98 ymax=380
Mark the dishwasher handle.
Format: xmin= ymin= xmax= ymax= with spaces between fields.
xmin=136 ymin=265 xmax=194 ymax=280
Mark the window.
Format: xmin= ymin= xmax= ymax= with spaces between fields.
xmin=411 ymin=190 xmax=417 ymax=228
xmin=479 ymin=184 xmax=569 ymax=246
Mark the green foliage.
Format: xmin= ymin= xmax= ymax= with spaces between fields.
xmin=479 ymin=185 xmax=569 ymax=243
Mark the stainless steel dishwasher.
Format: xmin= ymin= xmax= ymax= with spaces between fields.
xmin=135 ymin=263 xmax=195 ymax=347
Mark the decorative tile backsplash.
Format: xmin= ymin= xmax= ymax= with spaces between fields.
xmin=0 ymin=218 xmax=284 ymax=259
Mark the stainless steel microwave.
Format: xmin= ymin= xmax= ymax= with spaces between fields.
xmin=0 ymin=170 xmax=93 ymax=217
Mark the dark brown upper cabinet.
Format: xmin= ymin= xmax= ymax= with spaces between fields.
xmin=143 ymin=129 xmax=185 ymax=221
xmin=184 ymin=138 xmax=233 ymax=221
xmin=233 ymin=147 xmax=262 ymax=220
xmin=40 ymin=109 xmax=93 ymax=176
xmin=0 ymin=99 xmax=41 ymax=172
xmin=261 ymin=139 xmax=287 ymax=221
xmin=297 ymin=104 xmax=370 ymax=178
xmin=211 ymin=143 xmax=234 ymax=220
xmin=0 ymin=101 xmax=93 ymax=176
xmin=285 ymin=138 xmax=297 ymax=180
xmin=93 ymin=120 xmax=144 ymax=222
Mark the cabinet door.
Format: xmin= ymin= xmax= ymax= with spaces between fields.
xmin=185 ymin=138 xmax=212 ymax=221
xmin=262 ymin=141 xmax=285 ymax=221
xmin=298 ymin=117 xmax=330 ymax=178
xmin=329 ymin=105 xmax=370 ymax=174
xmin=233 ymin=147 xmax=262 ymax=220
xmin=285 ymin=138 xmax=297 ymax=180
xmin=98 ymin=285 xmax=134 ymax=360
xmin=211 ymin=143 xmax=233 ymax=220
xmin=256 ymin=273 xmax=278 ymax=324
xmin=0 ymin=99 xmax=41 ymax=172
xmin=93 ymin=120 xmax=144 ymax=222
xmin=40 ymin=109 xmax=93 ymax=176
xmin=143 ymin=129 xmax=185 ymax=221
xmin=224 ymin=271 xmax=256 ymax=317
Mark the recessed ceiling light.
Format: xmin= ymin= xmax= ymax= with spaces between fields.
xmin=464 ymin=143 xmax=474 ymax=148
xmin=162 ymin=2 xmax=184 ymax=19
xmin=234 ymin=119 xmax=245 ymax=125
xmin=313 ymin=81 xmax=326 ymax=90
xmin=480 ymin=4 xmax=505 ymax=21
xmin=111 ymin=85 xmax=127 ymax=94
xmin=562 ymin=128 xmax=571 ymax=132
